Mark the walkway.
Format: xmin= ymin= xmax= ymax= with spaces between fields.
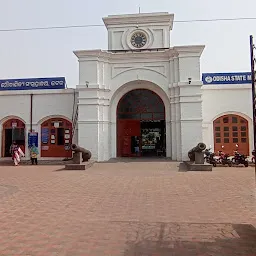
xmin=0 ymin=162 xmax=255 ymax=255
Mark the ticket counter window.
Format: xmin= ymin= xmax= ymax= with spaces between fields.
xmin=41 ymin=118 xmax=72 ymax=157
xmin=1 ymin=119 xmax=25 ymax=157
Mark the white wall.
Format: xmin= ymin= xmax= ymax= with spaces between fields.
xmin=0 ymin=89 xmax=75 ymax=159
xmin=202 ymin=84 xmax=253 ymax=154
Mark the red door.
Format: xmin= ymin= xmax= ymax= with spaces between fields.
xmin=117 ymin=120 xmax=141 ymax=157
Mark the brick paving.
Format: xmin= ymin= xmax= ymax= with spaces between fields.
xmin=0 ymin=162 xmax=255 ymax=255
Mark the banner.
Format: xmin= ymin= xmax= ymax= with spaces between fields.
xmin=202 ymin=72 xmax=252 ymax=85
xmin=0 ymin=77 xmax=66 ymax=91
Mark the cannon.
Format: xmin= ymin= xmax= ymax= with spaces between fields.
xmin=71 ymin=144 xmax=91 ymax=162
xmin=188 ymin=142 xmax=206 ymax=162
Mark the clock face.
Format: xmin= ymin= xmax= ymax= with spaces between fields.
xmin=130 ymin=32 xmax=147 ymax=48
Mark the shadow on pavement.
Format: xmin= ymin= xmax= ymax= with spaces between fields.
xmin=123 ymin=223 xmax=256 ymax=256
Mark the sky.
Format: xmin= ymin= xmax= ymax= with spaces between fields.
xmin=0 ymin=0 xmax=256 ymax=88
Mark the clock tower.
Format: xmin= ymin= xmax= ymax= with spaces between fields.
xmin=102 ymin=12 xmax=174 ymax=50
xmin=74 ymin=12 xmax=205 ymax=162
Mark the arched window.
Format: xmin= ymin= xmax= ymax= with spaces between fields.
xmin=213 ymin=114 xmax=249 ymax=155
xmin=117 ymin=89 xmax=165 ymax=120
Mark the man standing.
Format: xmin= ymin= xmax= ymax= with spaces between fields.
xmin=30 ymin=143 xmax=39 ymax=165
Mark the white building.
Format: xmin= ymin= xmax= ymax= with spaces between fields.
xmin=202 ymin=72 xmax=253 ymax=157
xmin=0 ymin=12 xmax=254 ymax=162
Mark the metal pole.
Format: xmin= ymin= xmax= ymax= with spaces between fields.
xmin=250 ymin=35 xmax=256 ymax=179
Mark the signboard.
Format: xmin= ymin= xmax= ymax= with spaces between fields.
xmin=41 ymin=128 xmax=49 ymax=144
xmin=42 ymin=146 xmax=49 ymax=151
xmin=11 ymin=122 xmax=17 ymax=128
xmin=0 ymin=77 xmax=66 ymax=91
xmin=202 ymin=72 xmax=252 ymax=85
xmin=28 ymin=132 xmax=38 ymax=147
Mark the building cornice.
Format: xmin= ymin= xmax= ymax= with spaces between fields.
xmin=173 ymin=45 xmax=205 ymax=57
xmin=73 ymin=49 xmax=110 ymax=59
xmin=74 ymin=46 xmax=205 ymax=62
xmin=103 ymin=12 xmax=174 ymax=30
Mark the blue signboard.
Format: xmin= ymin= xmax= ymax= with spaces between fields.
xmin=28 ymin=132 xmax=38 ymax=147
xmin=41 ymin=128 xmax=49 ymax=144
xmin=0 ymin=77 xmax=66 ymax=91
xmin=202 ymin=72 xmax=252 ymax=85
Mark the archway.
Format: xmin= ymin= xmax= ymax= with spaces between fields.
xmin=41 ymin=117 xmax=72 ymax=157
xmin=117 ymin=89 xmax=166 ymax=157
xmin=1 ymin=118 xmax=26 ymax=157
xmin=213 ymin=114 xmax=249 ymax=155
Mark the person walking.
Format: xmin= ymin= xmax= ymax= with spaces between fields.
xmin=30 ymin=143 xmax=39 ymax=165
xmin=10 ymin=141 xmax=25 ymax=166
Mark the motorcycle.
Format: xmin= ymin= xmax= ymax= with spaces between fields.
xmin=217 ymin=150 xmax=232 ymax=167
xmin=204 ymin=148 xmax=217 ymax=167
xmin=232 ymin=145 xmax=249 ymax=167
xmin=252 ymin=150 xmax=255 ymax=164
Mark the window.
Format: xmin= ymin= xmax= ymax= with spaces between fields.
xmin=117 ymin=89 xmax=165 ymax=120
xmin=215 ymin=132 xmax=221 ymax=137
xmin=224 ymin=138 xmax=229 ymax=143
xmin=232 ymin=132 xmax=238 ymax=137
xmin=232 ymin=126 xmax=238 ymax=131
xmin=224 ymin=132 xmax=229 ymax=137
xmin=215 ymin=127 xmax=221 ymax=131
xmin=232 ymin=117 xmax=238 ymax=123
xmin=224 ymin=127 xmax=229 ymax=131
xmin=233 ymin=138 xmax=239 ymax=143
xmin=241 ymin=126 xmax=246 ymax=131
xmin=216 ymin=138 xmax=221 ymax=143
xmin=241 ymin=138 xmax=247 ymax=143
xmin=223 ymin=117 xmax=229 ymax=123
xmin=241 ymin=132 xmax=247 ymax=137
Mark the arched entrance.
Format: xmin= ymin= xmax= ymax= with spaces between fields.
xmin=1 ymin=118 xmax=26 ymax=157
xmin=117 ymin=89 xmax=166 ymax=157
xmin=213 ymin=114 xmax=249 ymax=155
xmin=41 ymin=117 xmax=72 ymax=157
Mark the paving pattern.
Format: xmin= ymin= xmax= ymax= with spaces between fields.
xmin=0 ymin=161 xmax=256 ymax=255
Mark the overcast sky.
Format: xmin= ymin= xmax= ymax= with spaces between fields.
xmin=0 ymin=0 xmax=256 ymax=87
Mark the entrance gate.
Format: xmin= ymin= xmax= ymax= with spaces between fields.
xmin=116 ymin=89 xmax=166 ymax=157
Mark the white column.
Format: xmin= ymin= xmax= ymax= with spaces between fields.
xmin=170 ymin=88 xmax=177 ymax=160
xmin=179 ymin=83 xmax=203 ymax=160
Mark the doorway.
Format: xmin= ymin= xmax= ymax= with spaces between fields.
xmin=141 ymin=120 xmax=166 ymax=157
xmin=4 ymin=129 xmax=12 ymax=157
xmin=116 ymin=89 xmax=166 ymax=157
xmin=213 ymin=114 xmax=249 ymax=155
xmin=41 ymin=118 xmax=72 ymax=157
xmin=1 ymin=118 xmax=26 ymax=157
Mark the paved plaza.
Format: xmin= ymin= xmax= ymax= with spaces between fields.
xmin=0 ymin=161 xmax=256 ymax=255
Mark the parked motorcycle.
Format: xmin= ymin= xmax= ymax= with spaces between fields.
xmin=232 ymin=145 xmax=249 ymax=167
xmin=252 ymin=150 xmax=255 ymax=164
xmin=204 ymin=148 xmax=217 ymax=167
xmin=217 ymin=150 xmax=232 ymax=167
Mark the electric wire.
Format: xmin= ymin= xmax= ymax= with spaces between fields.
xmin=0 ymin=17 xmax=256 ymax=32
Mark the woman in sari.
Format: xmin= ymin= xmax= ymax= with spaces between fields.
xmin=10 ymin=141 xmax=25 ymax=166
